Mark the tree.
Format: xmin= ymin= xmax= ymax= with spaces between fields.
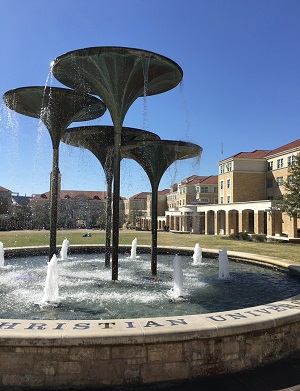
xmin=279 ymin=153 xmax=300 ymax=217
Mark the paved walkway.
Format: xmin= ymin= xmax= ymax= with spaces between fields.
xmin=85 ymin=354 xmax=300 ymax=391
xmin=150 ymin=354 xmax=300 ymax=391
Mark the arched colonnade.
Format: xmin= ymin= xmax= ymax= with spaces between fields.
xmin=163 ymin=201 xmax=298 ymax=238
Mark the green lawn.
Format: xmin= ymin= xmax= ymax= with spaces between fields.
xmin=1 ymin=229 xmax=299 ymax=263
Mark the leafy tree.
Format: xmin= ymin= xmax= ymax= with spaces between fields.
xmin=279 ymin=153 xmax=300 ymax=217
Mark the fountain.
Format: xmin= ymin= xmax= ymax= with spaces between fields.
xmin=60 ymin=238 xmax=69 ymax=261
xmin=43 ymin=254 xmax=60 ymax=304
xmin=123 ymin=139 xmax=202 ymax=275
xmin=218 ymin=247 xmax=230 ymax=279
xmin=0 ymin=241 xmax=4 ymax=268
xmin=62 ymin=125 xmax=160 ymax=267
xmin=3 ymin=86 xmax=106 ymax=259
xmin=62 ymin=125 xmax=201 ymax=275
xmin=1 ymin=46 xmax=300 ymax=389
xmin=51 ymin=46 xmax=183 ymax=280
xmin=192 ymin=243 xmax=202 ymax=265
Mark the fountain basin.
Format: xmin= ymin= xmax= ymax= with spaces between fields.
xmin=1 ymin=245 xmax=300 ymax=389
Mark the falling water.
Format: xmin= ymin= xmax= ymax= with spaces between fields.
xmin=32 ymin=68 xmax=54 ymax=191
xmin=2 ymin=98 xmax=21 ymax=188
xmin=179 ymin=80 xmax=190 ymax=141
xmin=171 ymin=254 xmax=184 ymax=298
xmin=0 ymin=242 xmax=4 ymax=268
xmin=141 ymin=56 xmax=150 ymax=130
xmin=130 ymin=237 xmax=137 ymax=259
xmin=192 ymin=243 xmax=202 ymax=265
xmin=218 ymin=247 xmax=230 ymax=279
xmin=43 ymin=254 xmax=60 ymax=304
xmin=60 ymin=238 xmax=70 ymax=260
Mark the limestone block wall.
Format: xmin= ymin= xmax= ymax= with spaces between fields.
xmin=1 ymin=298 xmax=300 ymax=389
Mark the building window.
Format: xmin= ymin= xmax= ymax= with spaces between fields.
xmin=220 ymin=180 xmax=224 ymax=190
xmin=200 ymin=198 xmax=209 ymax=203
xmin=220 ymin=164 xmax=225 ymax=174
xmin=220 ymin=196 xmax=224 ymax=204
xmin=201 ymin=186 xmax=209 ymax=193
xmin=214 ymin=186 xmax=218 ymax=193
xmin=277 ymin=177 xmax=283 ymax=187
xmin=268 ymin=161 xmax=273 ymax=171
xmin=214 ymin=198 xmax=218 ymax=204
xmin=227 ymin=179 xmax=231 ymax=189
xmin=226 ymin=162 xmax=232 ymax=172
xmin=227 ymin=196 xmax=231 ymax=203
xmin=287 ymin=175 xmax=293 ymax=185
xmin=267 ymin=179 xmax=273 ymax=188
xmin=277 ymin=158 xmax=284 ymax=169
xmin=288 ymin=155 xmax=295 ymax=166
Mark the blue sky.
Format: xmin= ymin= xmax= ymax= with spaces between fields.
xmin=1 ymin=0 xmax=300 ymax=198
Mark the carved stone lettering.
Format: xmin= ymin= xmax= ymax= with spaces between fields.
xmin=166 ymin=319 xmax=188 ymax=326
xmin=98 ymin=322 xmax=116 ymax=329
xmin=125 ymin=321 xmax=136 ymax=328
xmin=206 ymin=315 xmax=226 ymax=322
xmin=144 ymin=320 xmax=164 ymax=327
xmin=54 ymin=323 xmax=66 ymax=330
xmin=73 ymin=323 xmax=90 ymax=330
xmin=26 ymin=323 xmax=47 ymax=330
xmin=244 ymin=311 xmax=261 ymax=317
xmin=227 ymin=313 xmax=248 ymax=320
xmin=0 ymin=322 xmax=21 ymax=329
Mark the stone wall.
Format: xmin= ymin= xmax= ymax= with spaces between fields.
xmin=1 ymin=298 xmax=300 ymax=389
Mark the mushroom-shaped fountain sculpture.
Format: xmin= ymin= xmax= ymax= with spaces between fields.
xmin=51 ymin=46 xmax=183 ymax=280
xmin=123 ymin=140 xmax=202 ymax=275
xmin=62 ymin=125 xmax=160 ymax=269
xmin=3 ymin=87 xmax=106 ymax=259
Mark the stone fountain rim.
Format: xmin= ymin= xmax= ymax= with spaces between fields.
xmin=1 ymin=244 xmax=300 ymax=347
xmin=1 ymin=244 xmax=300 ymax=391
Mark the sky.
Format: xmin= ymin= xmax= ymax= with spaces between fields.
xmin=0 ymin=0 xmax=300 ymax=198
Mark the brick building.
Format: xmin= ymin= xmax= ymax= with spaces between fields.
xmin=165 ymin=138 xmax=300 ymax=238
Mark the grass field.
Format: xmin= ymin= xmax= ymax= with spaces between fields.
xmin=1 ymin=229 xmax=300 ymax=264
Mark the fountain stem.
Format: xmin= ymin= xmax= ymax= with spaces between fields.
xmin=112 ymin=126 xmax=122 ymax=280
xmin=151 ymin=183 xmax=158 ymax=275
xmin=105 ymin=175 xmax=113 ymax=268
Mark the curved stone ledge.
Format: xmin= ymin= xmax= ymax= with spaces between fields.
xmin=1 ymin=246 xmax=300 ymax=389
